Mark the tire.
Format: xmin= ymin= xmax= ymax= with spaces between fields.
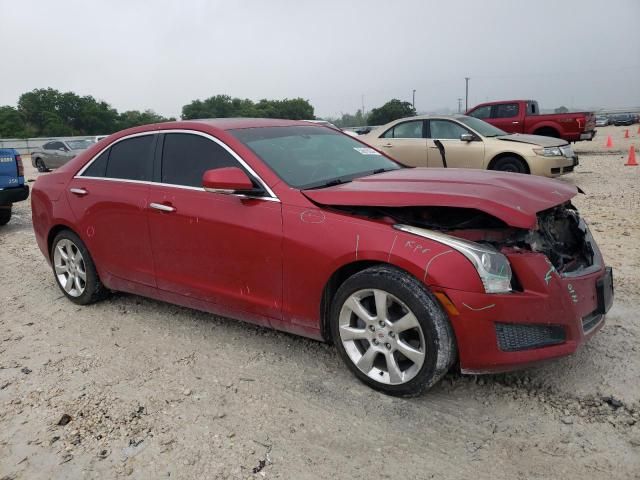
xmin=330 ymin=265 xmax=456 ymax=396
xmin=0 ymin=206 xmax=11 ymax=226
xmin=50 ymin=230 xmax=109 ymax=305
xmin=492 ymin=156 xmax=528 ymax=174
xmin=35 ymin=158 xmax=48 ymax=172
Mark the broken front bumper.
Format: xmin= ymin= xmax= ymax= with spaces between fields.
xmin=437 ymin=251 xmax=613 ymax=374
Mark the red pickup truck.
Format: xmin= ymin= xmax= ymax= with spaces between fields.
xmin=466 ymin=100 xmax=596 ymax=142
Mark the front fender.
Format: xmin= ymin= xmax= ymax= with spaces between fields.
xmin=280 ymin=205 xmax=483 ymax=336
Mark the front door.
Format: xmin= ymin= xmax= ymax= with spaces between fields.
xmin=146 ymin=132 xmax=283 ymax=323
xmin=426 ymin=119 xmax=485 ymax=169
xmin=67 ymin=133 xmax=157 ymax=286
xmin=488 ymin=103 xmax=522 ymax=133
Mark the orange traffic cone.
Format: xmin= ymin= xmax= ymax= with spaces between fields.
xmin=605 ymin=135 xmax=613 ymax=148
xmin=624 ymin=129 xmax=630 ymax=139
xmin=626 ymin=145 xmax=638 ymax=166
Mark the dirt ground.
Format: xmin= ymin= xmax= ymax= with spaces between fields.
xmin=1 ymin=125 xmax=639 ymax=479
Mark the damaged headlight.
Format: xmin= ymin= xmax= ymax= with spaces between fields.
xmin=394 ymin=225 xmax=512 ymax=293
xmin=533 ymin=146 xmax=563 ymax=156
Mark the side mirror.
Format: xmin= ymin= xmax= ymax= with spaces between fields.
xmin=202 ymin=167 xmax=255 ymax=194
xmin=460 ymin=133 xmax=474 ymax=142
xmin=59 ymin=147 xmax=68 ymax=152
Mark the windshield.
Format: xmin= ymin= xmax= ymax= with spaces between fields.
xmin=66 ymin=140 xmax=93 ymax=150
xmin=457 ymin=116 xmax=507 ymax=137
xmin=229 ymin=125 xmax=402 ymax=189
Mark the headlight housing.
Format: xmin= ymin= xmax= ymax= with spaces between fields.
xmin=533 ymin=146 xmax=563 ymax=156
xmin=394 ymin=225 xmax=512 ymax=293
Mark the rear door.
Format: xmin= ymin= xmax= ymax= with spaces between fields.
xmin=67 ymin=134 xmax=157 ymax=286
xmin=146 ymin=131 xmax=283 ymax=323
xmin=426 ymin=119 xmax=485 ymax=169
xmin=368 ymin=120 xmax=427 ymax=166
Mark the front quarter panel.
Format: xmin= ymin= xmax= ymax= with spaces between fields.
xmin=278 ymin=202 xmax=483 ymax=339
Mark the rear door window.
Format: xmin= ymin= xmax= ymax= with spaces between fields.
xmin=82 ymin=149 xmax=110 ymax=177
xmin=161 ymin=133 xmax=239 ymax=188
xmin=381 ymin=120 xmax=424 ymax=139
xmin=104 ymin=135 xmax=155 ymax=181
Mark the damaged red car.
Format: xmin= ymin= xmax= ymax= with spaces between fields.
xmin=31 ymin=119 xmax=614 ymax=396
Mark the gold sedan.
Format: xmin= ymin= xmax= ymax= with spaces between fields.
xmin=359 ymin=115 xmax=578 ymax=177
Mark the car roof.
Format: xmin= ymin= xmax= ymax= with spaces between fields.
xmin=175 ymin=118 xmax=312 ymax=130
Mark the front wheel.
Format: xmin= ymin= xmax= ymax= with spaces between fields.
xmin=492 ymin=156 xmax=528 ymax=174
xmin=330 ymin=265 xmax=456 ymax=396
xmin=35 ymin=158 xmax=48 ymax=172
xmin=51 ymin=230 xmax=109 ymax=305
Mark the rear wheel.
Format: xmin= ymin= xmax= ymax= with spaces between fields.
xmin=0 ymin=206 xmax=11 ymax=225
xmin=492 ymin=156 xmax=528 ymax=174
xmin=51 ymin=230 xmax=108 ymax=305
xmin=330 ymin=265 xmax=456 ymax=396
xmin=35 ymin=158 xmax=48 ymax=172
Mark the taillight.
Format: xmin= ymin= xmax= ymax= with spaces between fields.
xmin=16 ymin=155 xmax=24 ymax=176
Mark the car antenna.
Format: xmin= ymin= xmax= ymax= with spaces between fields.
xmin=434 ymin=139 xmax=447 ymax=168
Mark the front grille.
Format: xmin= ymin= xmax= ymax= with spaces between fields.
xmin=582 ymin=312 xmax=603 ymax=333
xmin=551 ymin=167 xmax=561 ymax=174
xmin=495 ymin=323 xmax=566 ymax=352
xmin=563 ymin=166 xmax=574 ymax=173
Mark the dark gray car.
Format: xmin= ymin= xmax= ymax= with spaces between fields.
xmin=31 ymin=139 xmax=93 ymax=172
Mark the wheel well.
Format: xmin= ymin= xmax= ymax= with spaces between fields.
xmin=487 ymin=153 xmax=530 ymax=174
xmin=47 ymin=225 xmax=74 ymax=258
xmin=533 ymin=126 xmax=559 ymax=138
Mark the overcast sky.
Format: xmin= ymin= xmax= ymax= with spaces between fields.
xmin=1 ymin=0 xmax=638 ymax=119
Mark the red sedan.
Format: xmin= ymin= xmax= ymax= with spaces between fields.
xmin=31 ymin=119 xmax=613 ymax=396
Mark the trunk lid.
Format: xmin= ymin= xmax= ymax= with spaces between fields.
xmin=303 ymin=168 xmax=578 ymax=229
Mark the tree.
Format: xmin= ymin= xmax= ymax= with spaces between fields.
xmin=328 ymin=109 xmax=368 ymax=128
xmin=181 ymin=95 xmax=314 ymax=120
xmin=10 ymin=88 xmax=172 ymax=136
xmin=0 ymin=106 xmax=32 ymax=138
xmin=367 ymin=99 xmax=416 ymax=125
xmin=554 ymin=106 xmax=569 ymax=113
xmin=117 ymin=110 xmax=174 ymax=130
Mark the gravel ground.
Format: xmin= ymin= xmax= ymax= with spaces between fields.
xmin=1 ymin=137 xmax=639 ymax=479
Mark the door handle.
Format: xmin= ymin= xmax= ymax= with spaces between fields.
xmin=69 ymin=188 xmax=88 ymax=196
xmin=149 ymin=202 xmax=176 ymax=213
xmin=512 ymin=121 xmax=520 ymax=124
xmin=382 ymin=143 xmax=393 ymax=148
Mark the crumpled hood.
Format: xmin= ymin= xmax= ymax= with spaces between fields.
xmin=498 ymin=134 xmax=567 ymax=148
xmin=302 ymin=168 xmax=578 ymax=229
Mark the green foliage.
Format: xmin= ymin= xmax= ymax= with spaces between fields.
xmin=0 ymin=106 xmax=33 ymax=138
xmin=554 ymin=105 xmax=569 ymax=113
xmin=7 ymin=88 xmax=173 ymax=138
xmin=367 ymin=99 xmax=416 ymax=126
xmin=181 ymin=95 xmax=314 ymax=120
xmin=327 ymin=109 xmax=368 ymax=128
xmin=117 ymin=110 xmax=175 ymax=130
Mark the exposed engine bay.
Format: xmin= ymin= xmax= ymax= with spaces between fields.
xmin=334 ymin=202 xmax=596 ymax=274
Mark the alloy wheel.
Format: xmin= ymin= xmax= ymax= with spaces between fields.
xmin=338 ymin=289 xmax=426 ymax=385
xmin=53 ymin=239 xmax=87 ymax=297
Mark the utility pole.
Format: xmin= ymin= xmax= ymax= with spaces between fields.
xmin=457 ymin=98 xmax=462 ymax=113
xmin=361 ymin=94 xmax=365 ymax=117
xmin=412 ymin=89 xmax=416 ymax=110
xmin=464 ymin=77 xmax=470 ymax=112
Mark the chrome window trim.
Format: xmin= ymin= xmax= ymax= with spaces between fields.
xmin=74 ymin=129 xmax=280 ymax=202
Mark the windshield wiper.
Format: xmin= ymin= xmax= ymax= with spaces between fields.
xmin=304 ymin=177 xmax=351 ymax=190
